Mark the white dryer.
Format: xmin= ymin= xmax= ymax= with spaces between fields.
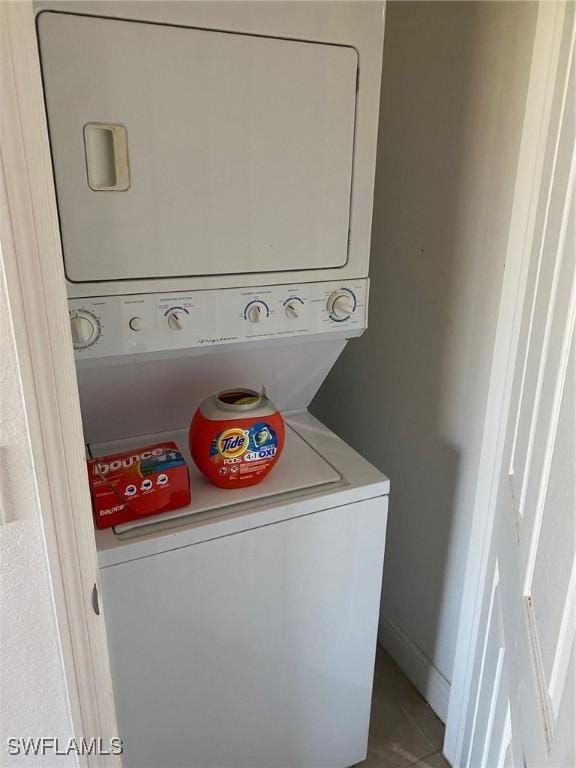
xmin=35 ymin=3 xmax=384 ymax=297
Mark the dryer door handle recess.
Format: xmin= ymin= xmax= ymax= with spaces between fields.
xmin=83 ymin=123 xmax=130 ymax=192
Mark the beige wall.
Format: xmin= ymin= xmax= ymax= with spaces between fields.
xmin=313 ymin=0 xmax=538 ymax=712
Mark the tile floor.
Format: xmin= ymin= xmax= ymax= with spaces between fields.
xmin=356 ymin=647 xmax=451 ymax=768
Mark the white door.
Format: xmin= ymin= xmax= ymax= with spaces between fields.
xmin=37 ymin=12 xmax=357 ymax=283
xmin=451 ymin=3 xmax=575 ymax=766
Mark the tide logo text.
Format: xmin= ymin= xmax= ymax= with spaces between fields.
xmin=217 ymin=428 xmax=249 ymax=459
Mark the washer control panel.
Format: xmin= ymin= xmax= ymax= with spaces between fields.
xmin=68 ymin=279 xmax=369 ymax=359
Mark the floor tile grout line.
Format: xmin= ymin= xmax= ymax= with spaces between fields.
xmin=368 ymin=651 xmax=449 ymax=768
xmin=400 ymin=706 xmax=444 ymax=755
xmin=402 ymin=748 xmax=446 ymax=768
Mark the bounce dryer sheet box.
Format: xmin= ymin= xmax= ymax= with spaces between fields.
xmin=88 ymin=442 xmax=190 ymax=529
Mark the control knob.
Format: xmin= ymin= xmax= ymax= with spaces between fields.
xmin=70 ymin=310 xmax=99 ymax=350
xmin=285 ymin=300 xmax=304 ymax=320
xmin=327 ymin=290 xmax=356 ymax=321
xmin=166 ymin=309 xmax=188 ymax=331
xmin=245 ymin=301 xmax=269 ymax=323
xmin=129 ymin=316 xmax=145 ymax=332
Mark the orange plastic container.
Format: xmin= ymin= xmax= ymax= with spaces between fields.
xmin=189 ymin=388 xmax=285 ymax=489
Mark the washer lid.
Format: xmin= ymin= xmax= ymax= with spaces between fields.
xmin=90 ymin=424 xmax=341 ymax=537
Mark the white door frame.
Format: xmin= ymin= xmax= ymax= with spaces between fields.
xmin=0 ymin=4 xmax=119 ymax=765
xmin=444 ymin=1 xmax=574 ymax=764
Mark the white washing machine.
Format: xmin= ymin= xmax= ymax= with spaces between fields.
xmin=35 ymin=3 xmax=388 ymax=765
xmin=93 ymin=412 xmax=389 ymax=768
xmin=74 ymin=288 xmax=391 ymax=766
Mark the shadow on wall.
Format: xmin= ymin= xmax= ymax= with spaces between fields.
xmin=312 ymin=0 xmax=537 ymax=707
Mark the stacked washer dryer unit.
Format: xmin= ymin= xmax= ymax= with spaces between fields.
xmin=37 ymin=4 xmax=389 ymax=767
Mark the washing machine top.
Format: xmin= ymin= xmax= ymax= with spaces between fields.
xmin=92 ymin=421 xmax=341 ymax=535
xmin=94 ymin=411 xmax=390 ymax=567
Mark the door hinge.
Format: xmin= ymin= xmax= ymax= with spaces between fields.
xmin=92 ymin=583 xmax=100 ymax=616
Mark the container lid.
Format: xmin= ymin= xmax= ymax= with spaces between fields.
xmin=200 ymin=388 xmax=278 ymax=420
xmin=216 ymin=389 xmax=262 ymax=410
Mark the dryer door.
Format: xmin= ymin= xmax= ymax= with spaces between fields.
xmin=38 ymin=12 xmax=358 ymax=284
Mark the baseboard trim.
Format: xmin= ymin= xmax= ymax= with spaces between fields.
xmin=378 ymin=614 xmax=450 ymax=723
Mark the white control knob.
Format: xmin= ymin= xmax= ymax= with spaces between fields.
xmin=70 ymin=312 xmax=98 ymax=349
xmin=285 ymin=302 xmax=300 ymax=320
xmin=129 ymin=316 xmax=144 ymax=332
xmin=167 ymin=311 xmax=187 ymax=331
xmin=328 ymin=291 xmax=355 ymax=321
xmin=247 ymin=304 xmax=263 ymax=323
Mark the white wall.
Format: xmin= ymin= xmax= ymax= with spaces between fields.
xmin=0 ymin=251 xmax=75 ymax=764
xmin=312 ymin=0 xmax=537 ymax=718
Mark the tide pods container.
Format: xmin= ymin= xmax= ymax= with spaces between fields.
xmin=189 ymin=389 xmax=285 ymax=488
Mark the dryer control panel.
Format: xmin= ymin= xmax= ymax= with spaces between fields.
xmin=68 ymin=280 xmax=369 ymax=359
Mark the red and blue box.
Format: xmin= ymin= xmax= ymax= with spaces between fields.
xmin=88 ymin=442 xmax=190 ymax=529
